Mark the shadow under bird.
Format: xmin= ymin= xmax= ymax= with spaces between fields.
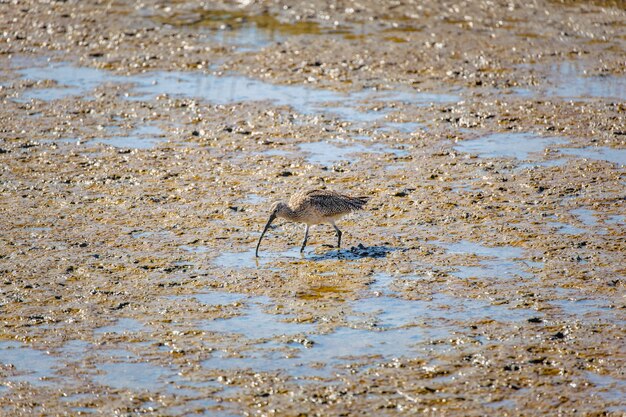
xmin=255 ymin=189 xmax=369 ymax=257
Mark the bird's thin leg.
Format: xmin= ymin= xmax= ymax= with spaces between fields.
xmin=332 ymin=222 xmax=342 ymax=248
xmin=300 ymin=224 xmax=310 ymax=252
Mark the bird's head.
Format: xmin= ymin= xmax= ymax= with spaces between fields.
xmin=256 ymin=201 xmax=287 ymax=257
xmin=269 ymin=201 xmax=288 ymax=218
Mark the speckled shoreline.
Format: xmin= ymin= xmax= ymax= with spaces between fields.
xmin=0 ymin=1 xmax=625 ymax=416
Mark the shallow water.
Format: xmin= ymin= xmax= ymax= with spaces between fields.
xmin=298 ymin=140 xmax=408 ymax=165
xmin=95 ymin=318 xmax=147 ymax=334
xmin=16 ymin=62 xmax=126 ymax=101
xmin=94 ymin=125 xmax=165 ymax=149
xmin=548 ymin=222 xmax=586 ymax=235
xmin=0 ymin=342 xmax=59 ymax=386
xmin=213 ymin=248 xmax=305 ymax=268
xmin=454 ymin=133 xmax=566 ymax=160
xmin=156 ymin=9 xmax=348 ymax=52
xmin=570 ymin=208 xmax=598 ymax=227
xmin=182 ymin=272 xmax=540 ymax=377
xmin=436 ymin=240 xmax=534 ymax=280
xmin=546 ymin=62 xmax=626 ymax=101
xmin=351 ymin=293 xmax=533 ymax=328
xmin=559 ymin=146 xmax=626 ymax=166
xmin=13 ymin=59 xmax=459 ymax=127
xmin=94 ymin=359 xmax=176 ymax=391
xmin=3 ymin=8 xmax=625 ymax=414
xmin=380 ymin=121 xmax=424 ymax=133
xmin=200 ymin=295 xmax=317 ymax=339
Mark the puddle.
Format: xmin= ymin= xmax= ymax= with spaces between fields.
xmin=197 ymin=276 xmax=535 ymax=377
xmin=13 ymin=58 xmax=459 ymax=126
xmin=262 ymin=149 xmax=291 ymax=157
xmin=548 ymin=222 xmax=586 ymax=235
xmin=155 ymin=9 xmax=348 ymax=51
xmin=551 ymin=298 xmax=616 ymax=319
xmin=202 ymin=326 xmax=445 ymax=377
xmin=549 ymin=288 xmax=621 ymax=322
xmin=570 ymin=208 xmax=598 ymax=227
xmin=545 ymin=62 xmax=626 ymax=101
xmin=94 ymin=360 xmax=176 ymax=391
xmin=95 ymin=318 xmax=146 ymax=334
xmin=606 ymin=215 xmax=624 ymax=225
xmin=94 ymin=125 xmax=165 ymax=149
xmin=352 ymin=294 xmax=532 ymax=328
xmin=213 ymin=249 xmax=271 ymax=269
xmin=380 ymin=121 xmax=424 ymax=133
xmin=242 ymin=194 xmax=264 ymax=204
xmin=180 ymin=245 xmax=211 ymax=253
xmin=200 ymin=295 xmax=316 ymax=340
xmin=363 ymin=273 xmax=534 ymax=326
xmin=436 ymin=240 xmax=534 ymax=280
xmin=131 ymin=230 xmax=173 ymax=239
xmin=559 ymin=147 xmax=626 ymax=166
xmin=130 ymin=70 xmax=341 ymax=112
xmin=193 ymin=292 xmax=247 ymax=306
xmin=517 ymin=159 xmax=568 ymax=170
xmin=584 ymin=371 xmax=626 ymax=403
xmin=16 ymin=62 xmax=125 ymax=101
xmin=298 ymin=140 xmax=408 ymax=165
xmin=0 ymin=341 xmax=58 ymax=386
xmin=454 ymin=133 xmax=567 ymax=160
xmin=213 ymin=245 xmax=371 ymax=269
xmin=320 ymin=105 xmax=386 ymax=124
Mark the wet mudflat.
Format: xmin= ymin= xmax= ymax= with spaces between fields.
xmin=1 ymin=1 xmax=625 ymax=416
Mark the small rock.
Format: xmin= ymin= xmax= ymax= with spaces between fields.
xmin=551 ymin=331 xmax=566 ymax=340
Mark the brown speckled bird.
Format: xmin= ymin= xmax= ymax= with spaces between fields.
xmin=255 ymin=189 xmax=369 ymax=257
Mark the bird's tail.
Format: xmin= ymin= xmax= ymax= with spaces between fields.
xmin=348 ymin=195 xmax=369 ymax=210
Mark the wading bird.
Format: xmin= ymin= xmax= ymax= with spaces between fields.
xmin=255 ymin=189 xmax=368 ymax=257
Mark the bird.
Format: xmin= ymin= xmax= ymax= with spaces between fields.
xmin=255 ymin=189 xmax=369 ymax=257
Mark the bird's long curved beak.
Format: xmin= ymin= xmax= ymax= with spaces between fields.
xmin=255 ymin=213 xmax=276 ymax=257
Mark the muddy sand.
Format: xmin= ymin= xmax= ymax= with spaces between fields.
xmin=0 ymin=0 xmax=625 ymax=416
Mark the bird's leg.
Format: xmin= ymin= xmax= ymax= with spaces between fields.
xmin=332 ymin=222 xmax=342 ymax=248
xmin=300 ymin=224 xmax=310 ymax=252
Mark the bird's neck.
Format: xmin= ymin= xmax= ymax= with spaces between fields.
xmin=278 ymin=206 xmax=300 ymax=222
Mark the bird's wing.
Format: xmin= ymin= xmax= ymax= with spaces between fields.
xmin=295 ymin=189 xmax=367 ymax=216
